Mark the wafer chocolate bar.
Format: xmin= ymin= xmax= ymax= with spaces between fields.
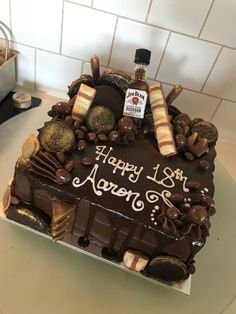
xmin=148 ymin=83 xmax=176 ymax=156
xmin=72 ymin=84 xmax=96 ymax=121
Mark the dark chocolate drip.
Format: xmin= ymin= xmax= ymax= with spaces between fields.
xmin=108 ymin=226 xmax=119 ymax=250
xmin=119 ymin=221 xmax=138 ymax=255
xmin=138 ymin=224 xmax=147 ymax=240
xmin=78 ymin=199 xmax=95 ymax=248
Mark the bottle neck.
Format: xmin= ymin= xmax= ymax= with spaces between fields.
xmin=134 ymin=63 xmax=147 ymax=81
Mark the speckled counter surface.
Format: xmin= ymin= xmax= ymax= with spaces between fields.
xmin=0 ymin=105 xmax=236 ymax=314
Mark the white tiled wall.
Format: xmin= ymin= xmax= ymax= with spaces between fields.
xmin=1 ymin=0 xmax=236 ymax=142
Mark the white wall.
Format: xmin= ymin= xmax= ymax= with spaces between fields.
xmin=1 ymin=0 xmax=236 ymax=142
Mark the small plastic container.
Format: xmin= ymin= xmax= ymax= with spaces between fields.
xmin=0 ymin=22 xmax=17 ymax=102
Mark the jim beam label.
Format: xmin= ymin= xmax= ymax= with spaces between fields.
xmin=123 ymin=88 xmax=147 ymax=119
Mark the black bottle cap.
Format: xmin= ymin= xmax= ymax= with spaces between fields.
xmin=134 ymin=48 xmax=151 ymax=65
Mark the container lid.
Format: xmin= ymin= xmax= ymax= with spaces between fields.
xmin=134 ymin=48 xmax=151 ymax=65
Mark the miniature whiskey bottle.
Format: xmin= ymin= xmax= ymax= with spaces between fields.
xmin=123 ymin=48 xmax=151 ymax=126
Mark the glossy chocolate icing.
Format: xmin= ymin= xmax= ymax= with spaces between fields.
xmin=10 ymin=133 xmax=216 ymax=275
xmin=5 ymin=72 xmax=217 ymax=282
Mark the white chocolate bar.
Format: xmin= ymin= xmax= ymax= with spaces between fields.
xmin=148 ymin=83 xmax=176 ymax=156
xmin=123 ymin=250 xmax=149 ymax=272
xmin=72 ymin=83 xmax=96 ymax=121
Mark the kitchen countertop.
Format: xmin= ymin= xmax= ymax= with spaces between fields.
xmin=0 ymin=93 xmax=236 ymax=314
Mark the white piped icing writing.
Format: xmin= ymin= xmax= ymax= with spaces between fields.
xmin=146 ymin=164 xmax=189 ymax=192
xmin=72 ymin=146 xmax=190 ymax=215
xmin=72 ymin=164 xmax=144 ymax=211
xmin=95 ymin=146 xmax=143 ymax=183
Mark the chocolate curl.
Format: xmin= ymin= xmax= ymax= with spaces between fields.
xmin=148 ymin=83 xmax=176 ymax=156
xmin=72 ymin=83 xmax=96 ymax=121
xmin=166 ymin=85 xmax=183 ymax=106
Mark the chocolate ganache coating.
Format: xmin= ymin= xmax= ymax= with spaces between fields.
xmin=6 ymin=73 xmax=217 ymax=283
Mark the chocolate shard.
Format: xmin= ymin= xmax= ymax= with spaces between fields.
xmin=52 ymin=200 xmax=76 ymax=241
xmin=187 ymin=133 xmax=209 ymax=157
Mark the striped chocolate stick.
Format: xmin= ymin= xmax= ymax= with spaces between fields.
xmin=72 ymin=83 xmax=96 ymax=121
xmin=166 ymin=84 xmax=183 ymax=106
xmin=148 ymin=83 xmax=176 ymax=156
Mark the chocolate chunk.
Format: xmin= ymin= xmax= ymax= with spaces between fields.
xmin=98 ymin=133 xmax=108 ymax=142
xmin=76 ymin=129 xmax=85 ymax=139
xmin=191 ymin=121 xmax=218 ymax=145
xmin=56 ymin=151 xmax=65 ymax=164
xmin=198 ymin=160 xmax=210 ymax=171
xmin=187 ymin=132 xmax=209 ymax=157
xmin=87 ymin=132 xmax=97 ymax=142
xmin=109 ymin=130 xmax=119 ymax=143
xmin=147 ymin=256 xmax=187 ymax=282
xmin=118 ymin=116 xmax=134 ymax=133
xmin=52 ymin=102 xmax=71 ymax=116
xmin=56 ymin=168 xmax=71 ymax=184
xmin=81 ymin=126 xmax=89 ymax=134
xmin=64 ymin=160 xmax=74 ymax=172
xmin=186 ymin=180 xmax=201 ymax=191
xmin=73 ymin=120 xmax=81 ymax=130
xmin=184 ymin=151 xmax=194 ymax=161
xmin=169 ymin=193 xmax=184 ymax=204
xmin=186 ymin=205 xmax=208 ymax=225
xmin=77 ymin=139 xmax=86 ymax=152
xmin=81 ymin=157 xmax=93 ymax=166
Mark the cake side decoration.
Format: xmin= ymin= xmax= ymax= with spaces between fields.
xmin=2 ymin=49 xmax=218 ymax=287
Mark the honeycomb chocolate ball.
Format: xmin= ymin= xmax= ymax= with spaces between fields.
xmin=39 ymin=121 xmax=75 ymax=153
xmin=86 ymin=105 xmax=115 ymax=134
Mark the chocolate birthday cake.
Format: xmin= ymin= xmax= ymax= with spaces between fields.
xmin=2 ymin=53 xmax=218 ymax=283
